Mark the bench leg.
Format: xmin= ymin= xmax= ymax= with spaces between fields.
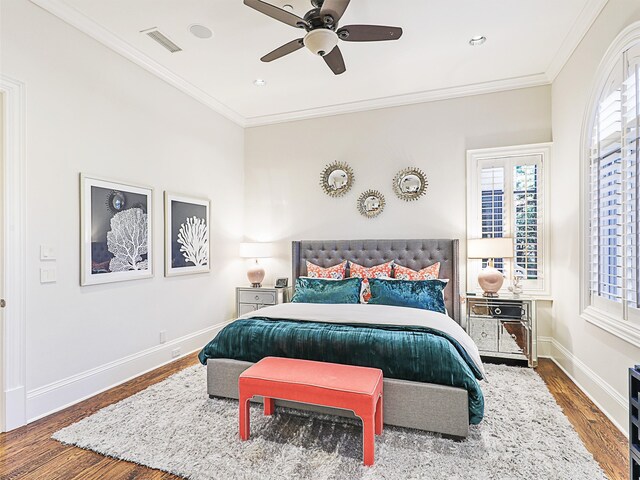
xmin=362 ymin=414 xmax=375 ymax=466
xmin=264 ymin=397 xmax=275 ymax=416
xmin=375 ymin=395 xmax=383 ymax=435
xmin=239 ymin=394 xmax=251 ymax=441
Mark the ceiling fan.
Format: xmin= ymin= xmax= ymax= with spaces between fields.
xmin=244 ymin=0 xmax=403 ymax=75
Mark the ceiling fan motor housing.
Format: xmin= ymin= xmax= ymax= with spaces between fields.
xmin=303 ymin=28 xmax=338 ymax=56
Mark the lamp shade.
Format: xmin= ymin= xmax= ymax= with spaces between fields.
xmin=467 ymin=238 xmax=514 ymax=259
xmin=239 ymin=242 xmax=273 ymax=259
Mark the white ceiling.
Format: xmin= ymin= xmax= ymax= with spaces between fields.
xmin=34 ymin=0 xmax=607 ymax=126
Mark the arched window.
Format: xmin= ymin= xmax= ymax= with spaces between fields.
xmin=585 ymin=23 xmax=640 ymax=339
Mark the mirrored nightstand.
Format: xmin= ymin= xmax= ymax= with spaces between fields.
xmin=465 ymin=295 xmax=538 ymax=367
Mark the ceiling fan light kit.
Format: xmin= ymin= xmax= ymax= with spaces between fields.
xmin=244 ymin=0 xmax=403 ymax=75
xmin=304 ymin=29 xmax=338 ymax=56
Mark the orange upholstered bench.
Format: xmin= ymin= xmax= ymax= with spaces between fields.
xmin=238 ymin=357 xmax=384 ymax=466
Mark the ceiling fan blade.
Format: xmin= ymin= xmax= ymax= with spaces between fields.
xmin=261 ymin=38 xmax=304 ymax=62
xmin=244 ymin=0 xmax=307 ymax=29
xmin=337 ymin=25 xmax=403 ymax=42
xmin=323 ymin=46 xmax=346 ymax=75
xmin=320 ymin=0 xmax=351 ymax=23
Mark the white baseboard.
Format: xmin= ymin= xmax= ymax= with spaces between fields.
xmin=26 ymin=321 xmax=233 ymax=423
xmin=537 ymin=336 xmax=553 ymax=358
xmin=5 ymin=386 xmax=26 ymax=431
xmin=545 ymin=337 xmax=628 ymax=435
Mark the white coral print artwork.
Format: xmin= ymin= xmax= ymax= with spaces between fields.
xmin=177 ymin=216 xmax=208 ymax=266
xmin=106 ymin=207 xmax=149 ymax=272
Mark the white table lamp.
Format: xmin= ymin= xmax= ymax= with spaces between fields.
xmin=239 ymin=242 xmax=273 ymax=288
xmin=467 ymin=238 xmax=514 ymax=297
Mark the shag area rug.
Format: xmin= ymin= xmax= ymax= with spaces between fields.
xmin=53 ymin=364 xmax=606 ymax=480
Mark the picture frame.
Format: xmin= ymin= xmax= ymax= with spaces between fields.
xmin=275 ymin=277 xmax=289 ymax=288
xmin=164 ymin=192 xmax=211 ymax=277
xmin=80 ymin=173 xmax=153 ymax=286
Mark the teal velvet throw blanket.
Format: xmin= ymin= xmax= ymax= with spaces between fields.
xmin=199 ymin=318 xmax=484 ymax=424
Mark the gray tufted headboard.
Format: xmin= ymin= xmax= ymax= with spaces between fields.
xmin=292 ymin=239 xmax=461 ymax=324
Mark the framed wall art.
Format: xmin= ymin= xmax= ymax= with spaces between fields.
xmin=80 ymin=174 xmax=153 ymax=286
xmin=164 ymin=192 xmax=211 ymax=277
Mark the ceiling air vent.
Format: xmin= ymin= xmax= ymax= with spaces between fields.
xmin=141 ymin=27 xmax=182 ymax=53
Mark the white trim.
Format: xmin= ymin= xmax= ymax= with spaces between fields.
xmin=243 ymin=74 xmax=550 ymax=127
xmin=0 ymin=75 xmax=27 ymax=432
xmin=28 ymin=0 xmax=245 ymax=127
xmin=26 ymin=320 xmax=234 ymax=422
xmin=537 ymin=335 xmax=553 ymax=358
xmin=466 ymin=143 xmax=552 ymax=297
xmin=547 ymin=337 xmax=628 ymax=435
xmin=581 ymin=305 xmax=640 ymax=347
xmin=545 ymin=0 xmax=609 ymax=80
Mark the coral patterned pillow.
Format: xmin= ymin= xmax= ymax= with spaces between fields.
xmin=393 ymin=263 xmax=440 ymax=281
xmin=349 ymin=261 xmax=394 ymax=303
xmin=305 ymin=260 xmax=347 ymax=280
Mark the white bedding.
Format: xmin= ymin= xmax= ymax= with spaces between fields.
xmin=239 ymin=303 xmax=485 ymax=378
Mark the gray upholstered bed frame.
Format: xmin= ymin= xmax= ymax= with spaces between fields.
xmin=206 ymin=239 xmax=471 ymax=438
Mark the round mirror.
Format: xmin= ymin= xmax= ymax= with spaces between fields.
xmin=320 ymin=161 xmax=354 ymax=197
xmin=357 ymin=190 xmax=385 ymax=218
xmin=107 ymin=191 xmax=126 ymax=213
xmin=393 ymin=167 xmax=428 ymax=201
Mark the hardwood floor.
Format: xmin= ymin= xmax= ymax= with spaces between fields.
xmin=536 ymin=359 xmax=628 ymax=480
xmin=0 ymin=356 xmax=629 ymax=479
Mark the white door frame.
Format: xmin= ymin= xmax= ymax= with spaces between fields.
xmin=0 ymin=75 xmax=27 ymax=431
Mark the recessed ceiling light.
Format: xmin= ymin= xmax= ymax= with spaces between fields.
xmin=469 ymin=36 xmax=487 ymax=46
xmin=282 ymin=4 xmax=294 ymax=11
xmin=253 ymin=79 xmax=267 ymax=87
xmin=189 ymin=24 xmax=213 ymax=39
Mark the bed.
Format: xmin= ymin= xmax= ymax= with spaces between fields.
xmin=200 ymin=239 xmax=484 ymax=438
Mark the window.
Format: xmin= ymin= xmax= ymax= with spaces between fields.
xmin=467 ymin=144 xmax=550 ymax=295
xmin=586 ymin=38 xmax=640 ymax=329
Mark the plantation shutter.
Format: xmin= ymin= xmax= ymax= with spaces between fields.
xmin=589 ymin=44 xmax=640 ymax=323
xmin=477 ymin=155 xmax=543 ymax=288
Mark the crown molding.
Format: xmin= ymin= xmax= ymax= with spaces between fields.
xmin=30 ymin=0 xmax=603 ymax=127
xmin=545 ymin=0 xmax=609 ymax=81
xmin=29 ymin=0 xmax=246 ymax=127
xmin=243 ymin=73 xmax=551 ymax=127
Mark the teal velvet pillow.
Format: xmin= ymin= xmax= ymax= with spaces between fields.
xmin=292 ymin=277 xmax=362 ymax=304
xmin=368 ymin=278 xmax=447 ymax=313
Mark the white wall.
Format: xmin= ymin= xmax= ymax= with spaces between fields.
xmin=244 ymin=86 xmax=552 ymax=290
xmin=1 ymin=0 xmax=245 ymax=421
xmin=550 ymin=0 xmax=640 ymax=433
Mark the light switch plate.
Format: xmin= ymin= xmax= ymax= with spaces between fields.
xmin=40 ymin=267 xmax=57 ymax=283
xmin=40 ymin=245 xmax=57 ymax=260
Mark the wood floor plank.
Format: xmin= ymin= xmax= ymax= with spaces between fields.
xmin=536 ymin=358 xmax=628 ymax=480
xmin=0 ymin=353 xmax=628 ymax=479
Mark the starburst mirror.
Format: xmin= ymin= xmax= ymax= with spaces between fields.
xmin=320 ymin=161 xmax=354 ymax=197
xmin=357 ymin=190 xmax=385 ymax=218
xmin=393 ymin=167 xmax=428 ymax=201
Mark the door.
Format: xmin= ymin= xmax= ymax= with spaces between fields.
xmin=0 ymin=91 xmax=5 ymax=431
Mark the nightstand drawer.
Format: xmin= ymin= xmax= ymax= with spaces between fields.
xmin=238 ymin=290 xmax=276 ymax=305
xmin=238 ymin=303 xmax=259 ymax=316
xmin=499 ymin=321 xmax=528 ymax=357
xmin=469 ymin=317 xmax=498 ymax=352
